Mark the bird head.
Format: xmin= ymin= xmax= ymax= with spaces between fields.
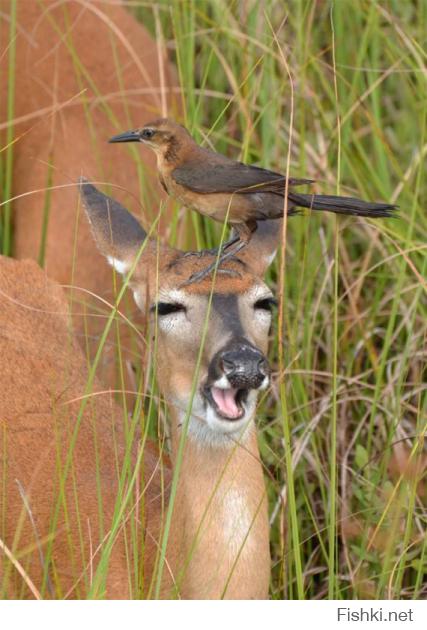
xmin=108 ymin=118 xmax=193 ymax=160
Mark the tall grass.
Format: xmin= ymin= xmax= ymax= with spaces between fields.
xmin=1 ymin=0 xmax=426 ymax=599
xmin=134 ymin=0 xmax=426 ymax=599
xmin=0 ymin=0 xmax=16 ymax=255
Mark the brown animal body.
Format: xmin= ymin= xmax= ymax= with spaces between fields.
xmin=0 ymin=256 xmax=169 ymax=599
xmin=0 ymin=181 xmax=282 ymax=598
xmin=0 ymin=1 xmax=180 ymax=391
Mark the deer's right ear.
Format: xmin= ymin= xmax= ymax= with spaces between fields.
xmin=238 ymin=219 xmax=281 ymax=277
xmin=79 ymin=178 xmax=150 ymax=276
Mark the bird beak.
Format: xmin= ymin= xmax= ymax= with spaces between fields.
xmin=108 ymin=129 xmax=140 ymax=144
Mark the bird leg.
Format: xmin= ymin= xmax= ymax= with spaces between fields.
xmin=181 ymin=231 xmax=241 ymax=259
xmin=180 ymin=240 xmax=247 ymax=286
xmin=182 ymin=222 xmax=257 ymax=286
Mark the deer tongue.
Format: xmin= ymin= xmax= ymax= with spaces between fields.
xmin=210 ymin=386 xmax=242 ymax=419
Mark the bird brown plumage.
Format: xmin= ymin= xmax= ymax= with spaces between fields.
xmin=109 ymin=118 xmax=396 ymax=282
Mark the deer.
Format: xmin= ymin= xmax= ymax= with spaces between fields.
xmin=0 ymin=0 xmax=180 ymax=395
xmin=0 ymin=254 xmax=169 ymax=599
xmin=0 ymin=179 xmax=281 ymax=599
xmin=79 ymin=178 xmax=280 ymax=599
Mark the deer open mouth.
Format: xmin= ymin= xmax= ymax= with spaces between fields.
xmin=202 ymin=385 xmax=248 ymax=421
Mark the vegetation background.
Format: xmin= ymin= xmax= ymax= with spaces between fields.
xmin=1 ymin=0 xmax=426 ymax=599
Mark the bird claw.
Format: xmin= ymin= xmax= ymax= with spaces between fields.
xmin=218 ymin=268 xmax=241 ymax=278
xmin=181 ymin=237 xmax=239 ymax=260
xmin=179 ymin=266 xmax=241 ymax=287
xmin=182 ymin=247 xmax=219 ymax=259
xmin=178 ymin=238 xmax=246 ymax=287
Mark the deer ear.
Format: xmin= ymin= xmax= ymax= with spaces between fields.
xmin=237 ymin=219 xmax=281 ymax=276
xmin=79 ymin=177 xmax=151 ymax=276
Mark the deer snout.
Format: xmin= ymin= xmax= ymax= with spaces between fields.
xmin=215 ymin=341 xmax=270 ymax=390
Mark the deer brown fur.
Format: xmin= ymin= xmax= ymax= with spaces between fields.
xmin=0 ymin=256 xmax=170 ymax=598
xmin=0 ymin=0 xmax=180 ymax=392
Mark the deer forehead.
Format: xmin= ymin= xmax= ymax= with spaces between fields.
xmin=156 ymin=255 xmax=256 ymax=295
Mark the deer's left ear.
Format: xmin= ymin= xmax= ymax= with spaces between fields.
xmin=79 ymin=178 xmax=177 ymax=311
xmin=79 ymin=178 xmax=153 ymax=275
xmin=237 ymin=219 xmax=281 ymax=276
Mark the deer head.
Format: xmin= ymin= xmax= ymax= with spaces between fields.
xmin=79 ymin=179 xmax=279 ymax=446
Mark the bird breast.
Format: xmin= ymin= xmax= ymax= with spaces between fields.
xmin=166 ymin=179 xmax=253 ymax=224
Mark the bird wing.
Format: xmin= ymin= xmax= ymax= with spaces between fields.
xmin=171 ymin=160 xmax=313 ymax=195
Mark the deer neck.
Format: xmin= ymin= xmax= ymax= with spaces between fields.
xmin=166 ymin=411 xmax=270 ymax=600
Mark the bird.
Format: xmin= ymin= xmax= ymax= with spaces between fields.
xmin=109 ymin=118 xmax=396 ymax=282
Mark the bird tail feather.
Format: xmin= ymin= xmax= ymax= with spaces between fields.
xmin=288 ymin=192 xmax=396 ymax=218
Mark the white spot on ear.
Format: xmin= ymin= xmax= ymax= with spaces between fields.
xmin=107 ymin=256 xmax=129 ymax=275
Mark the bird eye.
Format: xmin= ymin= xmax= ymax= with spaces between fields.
xmin=254 ymin=297 xmax=277 ymax=312
xmin=151 ymin=302 xmax=186 ymax=316
xmin=141 ymin=128 xmax=155 ymax=140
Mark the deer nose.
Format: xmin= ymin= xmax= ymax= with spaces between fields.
xmin=219 ymin=344 xmax=269 ymax=390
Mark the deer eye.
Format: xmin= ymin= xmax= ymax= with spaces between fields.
xmin=254 ymin=297 xmax=277 ymax=312
xmin=141 ymin=128 xmax=155 ymax=140
xmin=151 ymin=302 xmax=186 ymax=316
